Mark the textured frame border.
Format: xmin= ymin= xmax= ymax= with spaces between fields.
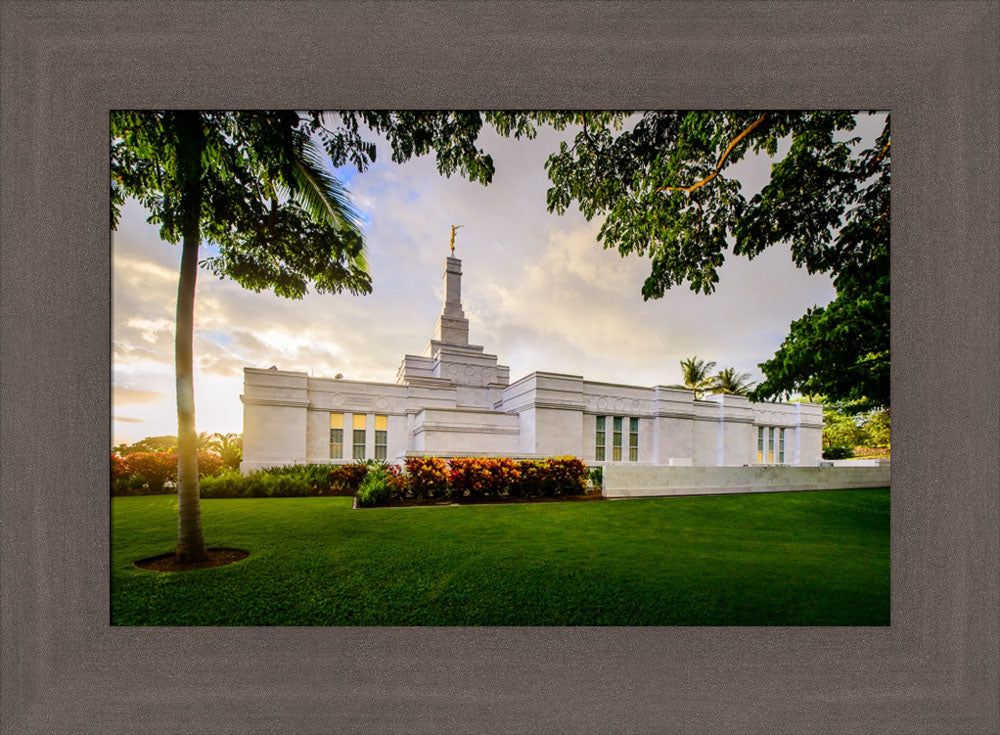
xmin=1 ymin=1 xmax=997 ymax=732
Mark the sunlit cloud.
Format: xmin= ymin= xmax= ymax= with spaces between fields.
xmin=112 ymin=415 xmax=144 ymax=424
xmin=113 ymin=387 xmax=165 ymax=405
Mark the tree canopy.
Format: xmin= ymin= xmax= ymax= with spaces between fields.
xmin=487 ymin=111 xmax=890 ymax=413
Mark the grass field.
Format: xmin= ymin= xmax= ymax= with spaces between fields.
xmin=111 ymin=489 xmax=890 ymax=626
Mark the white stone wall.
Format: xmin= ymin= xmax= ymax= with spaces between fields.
xmin=533 ymin=407 xmax=584 ymax=457
xmin=305 ymin=409 xmax=331 ymax=462
xmin=241 ymin=368 xmax=310 ymax=471
xmin=603 ymin=464 xmax=890 ymax=497
xmin=517 ymin=406 xmax=536 ymax=453
xmin=412 ymin=407 xmax=520 ymax=455
xmin=653 ymin=416 xmax=694 ymax=464
xmin=241 ymin=402 xmax=308 ymax=470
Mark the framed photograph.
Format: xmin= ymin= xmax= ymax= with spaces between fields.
xmin=109 ymin=108 xmax=890 ymax=626
xmin=2 ymin=1 xmax=997 ymax=732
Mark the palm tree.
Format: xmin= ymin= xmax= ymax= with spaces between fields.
xmin=112 ymin=112 xmax=370 ymax=563
xmin=211 ymin=432 xmax=243 ymax=470
xmin=711 ymin=367 xmax=756 ymax=396
xmin=196 ymin=431 xmax=217 ymax=451
xmin=679 ymin=357 xmax=717 ymax=400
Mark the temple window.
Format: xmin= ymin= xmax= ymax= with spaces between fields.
xmin=329 ymin=413 xmax=344 ymax=459
xmin=353 ymin=414 xmax=367 ymax=460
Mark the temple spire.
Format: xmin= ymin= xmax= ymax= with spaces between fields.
xmin=433 ymin=244 xmax=470 ymax=346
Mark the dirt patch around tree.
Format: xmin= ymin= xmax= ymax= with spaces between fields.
xmin=133 ymin=548 xmax=249 ymax=573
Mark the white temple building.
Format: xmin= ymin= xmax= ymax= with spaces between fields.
xmin=240 ymin=249 xmax=823 ymax=472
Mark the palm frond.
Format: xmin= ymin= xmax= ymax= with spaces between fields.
xmin=289 ymin=143 xmax=362 ymax=235
xmin=287 ymin=141 xmax=369 ymax=274
xmin=711 ymin=367 xmax=756 ymax=396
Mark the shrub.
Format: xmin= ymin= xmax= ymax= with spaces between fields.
xmin=386 ymin=463 xmax=406 ymax=495
xmin=509 ymin=457 xmax=588 ymax=497
xmin=199 ymin=469 xmax=251 ymax=499
xmin=199 ymin=468 xmax=311 ymax=499
xmin=852 ymin=446 xmax=890 ymax=459
xmin=197 ymin=451 xmax=224 ymax=478
xmin=112 ymin=474 xmax=150 ymax=496
xmin=110 ymin=453 xmax=128 ymax=482
xmin=404 ymin=457 xmax=449 ymax=499
xmin=264 ymin=473 xmax=311 ymax=498
xmin=328 ymin=462 xmax=370 ymax=494
xmin=511 ymin=460 xmax=544 ymax=497
xmin=542 ymin=456 xmax=588 ymax=496
xmin=123 ymin=452 xmax=177 ymax=492
xmin=356 ymin=465 xmax=395 ymax=507
xmin=259 ymin=463 xmax=350 ymax=495
xmin=822 ymin=446 xmax=854 ymax=460
xmin=448 ymin=457 xmax=521 ymax=499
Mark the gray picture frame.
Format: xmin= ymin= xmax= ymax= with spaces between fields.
xmin=1 ymin=1 xmax=997 ymax=732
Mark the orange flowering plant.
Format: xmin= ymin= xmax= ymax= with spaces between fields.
xmin=448 ymin=457 xmax=521 ymax=498
xmin=539 ymin=456 xmax=588 ymax=496
xmin=403 ymin=457 xmax=449 ymax=498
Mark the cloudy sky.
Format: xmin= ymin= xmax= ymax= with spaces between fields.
xmin=112 ymin=113 xmax=884 ymax=445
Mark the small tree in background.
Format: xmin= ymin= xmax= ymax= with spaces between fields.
xmin=711 ymin=367 xmax=756 ymax=396
xmin=679 ymin=357 xmax=717 ymax=400
xmin=113 ymin=435 xmax=178 ymax=455
xmin=210 ymin=433 xmax=244 ymax=470
xmin=821 ymin=402 xmax=891 ymax=452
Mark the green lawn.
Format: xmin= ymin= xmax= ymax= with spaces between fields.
xmin=111 ymin=489 xmax=890 ymax=626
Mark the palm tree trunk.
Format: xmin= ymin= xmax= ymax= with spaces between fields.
xmin=174 ymin=112 xmax=207 ymax=563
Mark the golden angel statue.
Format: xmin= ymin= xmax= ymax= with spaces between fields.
xmin=449 ymin=224 xmax=463 ymax=254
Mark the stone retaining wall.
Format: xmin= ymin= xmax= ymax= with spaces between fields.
xmin=603 ymin=464 xmax=890 ymax=498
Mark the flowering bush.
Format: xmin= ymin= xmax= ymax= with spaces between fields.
xmin=123 ymin=452 xmax=178 ymax=491
xmin=540 ymin=456 xmax=588 ymax=496
xmin=449 ymin=457 xmax=521 ymax=498
xmin=110 ymin=453 xmax=128 ymax=482
xmin=384 ymin=463 xmax=406 ymax=496
xmin=404 ymin=457 xmax=449 ymax=498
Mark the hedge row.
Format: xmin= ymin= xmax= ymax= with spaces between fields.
xmin=198 ymin=463 xmax=364 ymax=499
xmin=357 ymin=456 xmax=590 ymax=507
xmin=111 ymin=451 xmax=225 ymax=495
xmin=116 ymin=456 xmax=592 ymax=504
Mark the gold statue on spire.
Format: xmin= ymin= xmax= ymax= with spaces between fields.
xmin=449 ymin=224 xmax=463 ymax=255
